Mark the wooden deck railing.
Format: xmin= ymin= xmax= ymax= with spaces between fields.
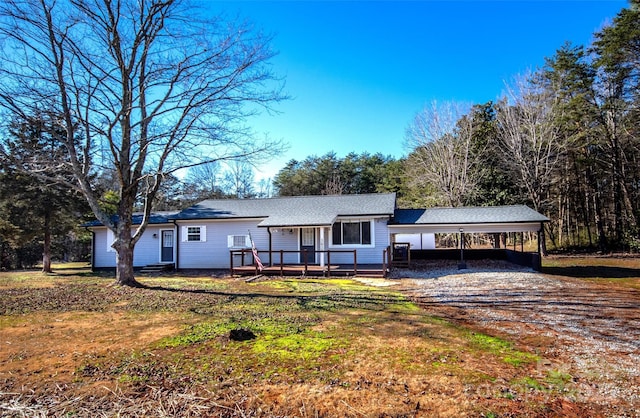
xmin=230 ymin=248 xmax=384 ymax=276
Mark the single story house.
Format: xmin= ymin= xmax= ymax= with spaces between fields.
xmin=87 ymin=193 xmax=549 ymax=275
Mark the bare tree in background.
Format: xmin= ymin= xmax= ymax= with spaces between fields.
xmin=0 ymin=0 xmax=285 ymax=286
xmin=496 ymin=73 xmax=562 ymax=214
xmin=405 ymin=101 xmax=480 ymax=207
xmin=255 ymin=177 xmax=273 ymax=198
xmin=322 ymin=174 xmax=345 ymax=195
xmin=184 ymin=162 xmax=224 ymax=200
xmin=222 ymin=160 xmax=256 ymax=198
xmin=496 ymin=73 xmax=563 ymax=254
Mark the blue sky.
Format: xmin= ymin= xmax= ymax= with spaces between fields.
xmin=211 ymin=0 xmax=627 ymax=180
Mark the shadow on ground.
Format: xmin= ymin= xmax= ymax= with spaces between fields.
xmin=543 ymin=265 xmax=640 ymax=279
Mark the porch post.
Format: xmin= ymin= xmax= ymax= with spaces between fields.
xmin=268 ymin=227 xmax=273 ymax=266
xmin=458 ymin=228 xmax=467 ymax=270
xmin=319 ymin=227 xmax=325 ymax=267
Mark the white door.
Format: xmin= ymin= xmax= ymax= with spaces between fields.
xmin=161 ymin=230 xmax=174 ymax=262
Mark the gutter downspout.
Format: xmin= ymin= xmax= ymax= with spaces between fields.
xmin=85 ymin=227 xmax=95 ymax=272
xmin=173 ymin=220 xmax=179 ymax=270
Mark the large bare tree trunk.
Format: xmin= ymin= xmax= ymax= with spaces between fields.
xmin=115 ymin=244 xmax=139 ymax=287
xmin=112 ymin=201 xmax=142 ymax=286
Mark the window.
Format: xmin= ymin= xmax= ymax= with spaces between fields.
xmin=181 ymin=225 xmax=206 ymax=242
xmin=187 ymin=227 xmax=201 ymax=242
xmin=227 ymin=235 xmax=251 ymax=248
xmin=332 ymin=221 xmax=372 ymax=246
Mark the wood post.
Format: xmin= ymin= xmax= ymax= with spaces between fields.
xmin=280 ymin=250 xmax=284 ymax=276
xmin=353 ymin=250 xmax=357 ymax=276
xmin=303 ymin=249 xmax=308 ymax=276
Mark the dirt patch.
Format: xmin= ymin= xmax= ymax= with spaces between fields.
xmin=1 ymin=311 xmax=183 ymax=392
xmin=398 ymin=260 xmax=640 ymax=417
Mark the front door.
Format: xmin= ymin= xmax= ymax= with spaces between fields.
xmin=161 ymin=230 xmax=174 ymax=262
xmin=300 ymin=228 xmax=316 ymax=264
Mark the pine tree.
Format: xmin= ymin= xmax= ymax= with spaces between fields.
xmin=1 ymin=113 xmax=89 ymax=271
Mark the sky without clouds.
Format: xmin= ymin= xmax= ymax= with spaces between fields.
xmin=208 ymin=0 xmax=626 ymax=181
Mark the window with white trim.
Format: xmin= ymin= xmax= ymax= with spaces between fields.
xmin=227 ymin=235 xmax=251 ymax=248
xmin=331 ymin=221 xmax=372 ymax=246
xmin=181 ymin=225 xmax=206 ymax=242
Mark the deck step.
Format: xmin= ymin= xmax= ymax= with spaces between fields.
xmin=140 ymin=263 xmax=175 ymax=274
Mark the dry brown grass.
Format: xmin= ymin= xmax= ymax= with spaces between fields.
xmin=2 ymin=261 xmax=637 ymax=417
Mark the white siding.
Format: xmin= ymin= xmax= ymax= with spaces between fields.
xmin=269 ymin=228 xmax=300 ymax=265
xmin=93 ymin=225 xmax=174 ymax=268
xmin=93 ymin=228 xmax=117 ymax=268
xmin=394 ymin=233 xmax=436 ymax=250
xmin=133 ymin=226 xmax=164 ymax=266
xmin=177 ymin=219 xmax=269 ymax=269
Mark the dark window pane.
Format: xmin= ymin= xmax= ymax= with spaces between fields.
xmin=187 ymin=226 xmax=201 ymax=241
xmin=362 ymin=221 xmax=371 ymax=245
xmin=343 ymin=222 xmax=360 ymax=244
xmin=332 ymin=222 xmax=342 ymax=245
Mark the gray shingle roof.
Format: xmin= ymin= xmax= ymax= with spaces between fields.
xmin=172 ymin=193 xmax=397 ymax=227
xmin=85 ymin=198 xmax=547 ymax=230
xmin=391 ymin=205 xmax=549 ymax=225
xmin=83 ymin=211 xmax=179 ymax=227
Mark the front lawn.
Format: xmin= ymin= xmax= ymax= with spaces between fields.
xmin=0 ymin=265 xmax=619 ymax=417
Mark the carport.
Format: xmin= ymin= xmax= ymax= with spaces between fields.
xmin=388 ymin=205 xmax=549 ymax=271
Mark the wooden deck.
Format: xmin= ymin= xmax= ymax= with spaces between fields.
xmin=231 ymin=263 xmax=387 ymax=278
xmin=230 ymin=248 xmax=391 ymax=278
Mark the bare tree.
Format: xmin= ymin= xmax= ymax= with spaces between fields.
xmin=255 ymin=177 xmax=273 ymax=198
xmin=321 ymin=174 xmax=344 ymax=195
xmin=404 ymin=101 xmax=480 ymax=207
xmin=496 ymin=73 xmax=563 ymax=254
xmin=496 ymin=74 xmax=562 ymax=213
xmin=221 ymin=160 xmax=255 ymax=199
xmin=0 ymin=0 xmax=285 ymax=286
xmin=185 ymin=161 xmax=224 ymax=199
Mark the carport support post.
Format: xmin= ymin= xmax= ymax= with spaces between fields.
xmin=536 ymin=228 xmax=543 ymax=271
xmin=458 ymin=228 xmax=467 ymax=270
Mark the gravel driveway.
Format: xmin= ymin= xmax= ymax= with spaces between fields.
xmin=392 ymin=260 xmax=640 ymax=417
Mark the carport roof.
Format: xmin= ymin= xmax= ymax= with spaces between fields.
xmin=391 ymin=205 xmax=549 ymax=225
xmin=389 ymin=205 xmax=548 ymax=234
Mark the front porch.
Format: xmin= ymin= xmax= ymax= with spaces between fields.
xmin=230 ymin=248 xmax=389 ymax=278
xmin=231 ymin=263 xmax=387 ymax=278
